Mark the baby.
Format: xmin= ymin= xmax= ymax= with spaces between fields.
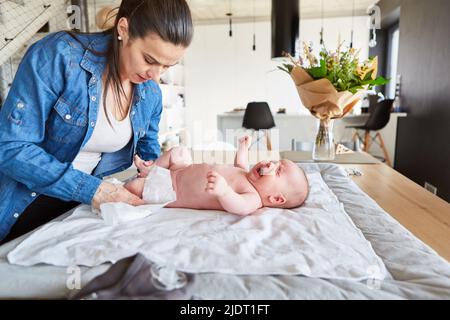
xmin=124 ymin=136 xmax=309 ymax=216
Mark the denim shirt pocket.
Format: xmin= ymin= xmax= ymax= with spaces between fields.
xmin=7 ymin=101 xmax=26 ymax=126
xmin=46 ymin=97 xmax=88 ymax=143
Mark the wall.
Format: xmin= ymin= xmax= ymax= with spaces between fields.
xmin=183 ymin=16 xmax=370 ymax=145
xmin=86 ymin=0 xmax=121 ymax=32
xmin=378 ymin=0 xmax=450 ymax=201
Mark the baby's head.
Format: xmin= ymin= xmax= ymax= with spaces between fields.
xmin=247 ymin=160 xmax=309 ymax=209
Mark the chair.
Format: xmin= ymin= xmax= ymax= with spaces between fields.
xmin=346 ymin=99 xmax=394 ymax=166
xmin=242 ymin=102 xmax=276 ymax=151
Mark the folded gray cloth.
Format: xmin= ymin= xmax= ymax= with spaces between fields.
xmin=71 ymin=253 xmax=196 ymax=300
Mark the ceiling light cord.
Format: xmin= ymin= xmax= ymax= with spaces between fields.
xmin=350 ymin=0 xmax=355 ymax=48
xmin=252 ymin=0 xmax=256 ymax=51
xmin=320 ymin=0 xmax=324 ymax=45
xmin=226 ymin=0 xmax=233 ymax=37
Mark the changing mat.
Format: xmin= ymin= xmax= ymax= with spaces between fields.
xmin=7 ymin=164 xmax=387 ymax=281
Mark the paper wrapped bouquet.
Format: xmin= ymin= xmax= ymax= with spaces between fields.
xmin=280 ymin=43 xmax=389 ymax=121
xmin=290 ymin=66 xmax=361 ymax=120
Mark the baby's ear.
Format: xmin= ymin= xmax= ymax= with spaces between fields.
xmin=268 ymin=195 xmax=287 ymax=205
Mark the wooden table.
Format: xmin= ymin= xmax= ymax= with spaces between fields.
xmin=339 ymin=162 xmax=450 ymax=262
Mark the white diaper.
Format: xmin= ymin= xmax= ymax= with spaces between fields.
xmin=142 ymin=166 xmax=177 ymax=204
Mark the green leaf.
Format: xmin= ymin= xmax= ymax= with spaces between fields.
xmin=307 ymin=59 xmax=327 ymax=79
xmin=277 ymin=66 xmax=290 ymax=74
xmin=282 ymin=64 xmax=294 ymax=73
xmin=348 ymin=85 xmax=364 ymax=94
xmin=372 ymin=76 xmax=390 ymax=85
xmin=363 ymin=70 xmax=374 ymax=81
xmin=361 ymin=76 xmax=390 ymax=86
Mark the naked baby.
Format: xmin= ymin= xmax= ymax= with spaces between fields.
xmin=125 ymin=136 xmax=309 ymax=216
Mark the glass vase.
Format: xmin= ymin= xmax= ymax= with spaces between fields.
xmin=312 ymin=118 xmax=336 ymax=161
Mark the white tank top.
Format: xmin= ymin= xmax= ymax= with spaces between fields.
xmin=72 ymin=96 xmax=133 ymax=174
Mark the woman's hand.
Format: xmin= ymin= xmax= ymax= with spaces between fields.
xmin=134 ymin=154 xmax=155 ymax=178
xmin=92 ymin=181 xmax=145 ymax=210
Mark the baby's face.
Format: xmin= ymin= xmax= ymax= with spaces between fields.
xmin=247 ymin=160 xmax=308 ymax=207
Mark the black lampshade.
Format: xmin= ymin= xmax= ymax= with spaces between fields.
xmin=242 ymin=102 xmax=276 ymax=130
xmin=271 ymin=0 xmax=300 ymax=59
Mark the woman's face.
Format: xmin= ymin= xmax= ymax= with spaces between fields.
xmin=117 ymin=18 xmax=187 ymax=84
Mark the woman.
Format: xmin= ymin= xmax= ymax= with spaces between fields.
xmin=0 ymin=0 xmax=193 ymax=243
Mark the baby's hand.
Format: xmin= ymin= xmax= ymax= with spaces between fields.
xmin=134 ymin=154 xmax=155 ymax=178
xmin=239 ymin=135 xmax=252 ymax=149
xmin=205 ymin=171 xmax=230 ymax=197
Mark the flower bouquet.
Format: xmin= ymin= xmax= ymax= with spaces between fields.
xmin=279 ymin=42 xmax=389 ymax=160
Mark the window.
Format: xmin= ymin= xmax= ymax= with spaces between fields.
xmin=386 ymin=24 xmax=400 ymax=99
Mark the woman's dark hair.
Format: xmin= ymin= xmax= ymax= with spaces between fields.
xmin=67 ymin=0 xmax=193 ymax=126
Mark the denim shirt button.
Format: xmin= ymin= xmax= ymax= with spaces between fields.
xmin=90 ymin=122 xmax=95 ymax=127
xmin=91 ymin=96 xmax=97 ymax=102
xmin=16 ymin=102 xmax=25 ymax=109
xmin=31 ymin=192 xmax=37 ymax=197
xmin=65 ymin=114 xmax=72 ymax=120
xmin=13 ymin=213 xmax=19 ymax=219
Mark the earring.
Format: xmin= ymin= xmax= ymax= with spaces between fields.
xmin=118 ymin=36 xmax=122 ymax=41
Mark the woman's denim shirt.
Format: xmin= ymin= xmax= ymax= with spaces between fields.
xmin=0 ymin=32 xmax=162 ymax=240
